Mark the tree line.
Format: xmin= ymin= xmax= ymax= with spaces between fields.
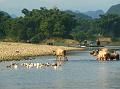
xmin=0 ymin=7 xmax=120 ymax=43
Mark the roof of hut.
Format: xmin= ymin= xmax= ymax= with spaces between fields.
xmin=98 ymin=37 xmax=112 ymax=42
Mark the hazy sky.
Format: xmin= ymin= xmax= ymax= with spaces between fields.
xmin=0 ymin=0 xmax=120 ymax=16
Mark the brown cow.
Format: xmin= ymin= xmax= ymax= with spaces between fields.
xmin=53 ymin=48 xmax=68 ymax=61
xmin=90 ymin=48 xmax=119 ymax=61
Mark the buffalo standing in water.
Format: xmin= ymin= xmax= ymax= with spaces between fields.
xmin=53 ymin=48 xmax=68 ymax=61
xmin=90 ymin=48 xmax=119 ymax=61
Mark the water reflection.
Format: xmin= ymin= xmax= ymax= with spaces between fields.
xmin=0 ymin=49 xmax=120 ymax=89
xmin=98 ymin=62 xmax=109 ymax=89
xmin=97 ymin=61 xmax=120 ymax=89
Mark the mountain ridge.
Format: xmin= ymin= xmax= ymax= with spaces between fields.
xmin=84 ymin=10 xmax=104 ymax=18
xmin=107 ymin=4 xmax=120 ymax=16
xmin=65 ymin=10 xmax=92 ymax=19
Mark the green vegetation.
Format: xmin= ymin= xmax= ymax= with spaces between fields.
xmin=0 ymin=7 xmax=120 ymax=43
xmin=97 ymin=14 xmax=120 ymax=38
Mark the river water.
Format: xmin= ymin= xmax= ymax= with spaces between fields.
xmin=0 ymin=46 xmax=120 ymax=89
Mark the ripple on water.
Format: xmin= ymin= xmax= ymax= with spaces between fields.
xmin=0 ymin=50 xmax=120 ymax=89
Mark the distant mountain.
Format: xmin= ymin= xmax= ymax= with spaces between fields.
xmin=11 ymin=14 xmax=17 ymax=18
xmin=107 ymin=4 xmax=120 ymax=16
xmin=84 ymin=10 xmax=104 ymax=19
xmin=65 ymin=10 xmax=92 ymax=19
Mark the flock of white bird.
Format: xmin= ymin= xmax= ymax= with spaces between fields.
xmin=6 ymin=62 xmax=60 ymax=70
xmin=6 ymin=48 xmax=68 ymax=70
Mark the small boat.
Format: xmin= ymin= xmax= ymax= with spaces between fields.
xmin=88 ymin=45 xmax=104 ymax=47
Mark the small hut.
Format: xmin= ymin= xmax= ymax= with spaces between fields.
xmin=98 ymin=37 xmax=112 ymax=45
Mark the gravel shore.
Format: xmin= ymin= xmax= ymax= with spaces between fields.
xmin=0 ymin=42 xmax=84 ymax=61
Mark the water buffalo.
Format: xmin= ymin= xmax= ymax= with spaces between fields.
xmin=52 ymin=48 xmax=68 ymax=61
xmin=109 ymin=52 xmax=119 ymax=61
xmin=90 ymin=48 xmax=119 ymax=61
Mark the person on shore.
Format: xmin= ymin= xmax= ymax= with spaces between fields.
xmin=96 ymin=39 xmax=100 ymax=46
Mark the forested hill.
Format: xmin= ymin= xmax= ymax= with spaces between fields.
xmin=0 ymin=7 xmax=120 ymax=43
xmin=107 ymin=4 xmax=120 ymax=16
xmin=84 ymin=10 xmax=104 ymax=18
xmin=65 ymin=10 xmax=92 ymax=19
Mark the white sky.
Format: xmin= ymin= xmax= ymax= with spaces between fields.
xmin=0 ymin=0 xmax=120 ymax=16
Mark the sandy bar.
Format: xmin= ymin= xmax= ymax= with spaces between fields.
xmin=0 ymin=42 xmax=84 ymax=61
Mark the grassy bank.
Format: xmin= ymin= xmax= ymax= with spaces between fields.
xmin=0 ymin=42 xmax=84 ymax=61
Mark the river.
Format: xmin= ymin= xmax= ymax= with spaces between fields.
xmin=0 ymin=46 xmax=120 ymax=89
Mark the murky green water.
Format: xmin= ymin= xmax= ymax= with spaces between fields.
xmin=0 ymin=46 xmax=120 ymax=89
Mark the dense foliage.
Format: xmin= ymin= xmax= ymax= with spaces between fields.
xmin=0 ymin=7 xmax=120 ymax=43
